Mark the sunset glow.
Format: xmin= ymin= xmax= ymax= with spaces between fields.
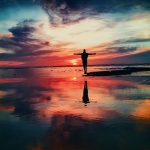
xmin=69 ymin=59 xmax=78 ymax=65
xmin=0 ymin=1 xmax=150 ymax=150
xmin=0 ymin=0 xmax=150 ymax=67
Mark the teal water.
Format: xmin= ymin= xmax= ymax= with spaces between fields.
xmin=0 ymin=66 xmax=150 ymax=150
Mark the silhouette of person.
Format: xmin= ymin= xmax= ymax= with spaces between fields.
xmin=82 ymin=81 xmax=90 ymax=106
xmin=74 ymin=49 xmax=96 ymax=74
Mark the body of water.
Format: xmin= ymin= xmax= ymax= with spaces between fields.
xmin=0 ymin=66 xmax=150 ymax=150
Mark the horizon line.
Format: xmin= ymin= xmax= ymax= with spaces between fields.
xmin=0 ymin=63 xmax=150 ymax=69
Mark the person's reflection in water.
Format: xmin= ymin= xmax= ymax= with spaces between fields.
xmin=82 ymin=81 xmax=90 ymax=106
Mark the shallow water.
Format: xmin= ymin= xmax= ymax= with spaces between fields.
xmin=0 ymin=66 xmax=150 ymax=150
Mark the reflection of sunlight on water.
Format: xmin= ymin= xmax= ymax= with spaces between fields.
xmin=25 ymin=74 xmax=150 ymax=121
xmin=0 ymin=78 xmax=25 ymax=83
xmin=0 ymin=67 xmax=150 ymax=121
xmin=0 ymin=67 xmax=150 ymax=150
xmin=35 ymin=100 xmax=119 ymax=121
xmin=0 ymin=105 xmax=15 ymax=111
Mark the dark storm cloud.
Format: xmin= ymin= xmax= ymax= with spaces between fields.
xmin=39 ymin=0 xmax=150 ymax=24
xmin=0 ymin=20 xmax=55 ymax=61
xmin=1 ymin=0 xmax=150 ymax=24
xmin=1 ymin=0 xmax=150 ymax=11
xmin=9 ymin=20 xmax=35 ymax=39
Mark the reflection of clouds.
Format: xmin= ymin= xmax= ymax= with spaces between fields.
xmin=110 ymin=87 xmax=150 ymax=100
xmin=132 ymin=100 xmax=150 ymax=119
xmin=0 ymin=69 xmax=150 ymax=150
xmin=33 ymin=76 xmax=150 ymax=121
xmin=0 ymin=105 xmax=15 ymax=111
xmin=0 ymin=78 xmax=25 ymax=84
xmin=0 ymin=68 xmax=150 ymax=122
xmin=28 ymin=144 xmax=43 ymax=150
xmin=0 ymin=90 xmax=9 ymax=98
xmin=0 ymin=70 xmax=56 ymax=119
xmin=30 ymin=113 xmax=150 ymax=150
xmin=36 ymin=102 xmax=121 ymax=121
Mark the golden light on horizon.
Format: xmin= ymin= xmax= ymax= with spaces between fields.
xmin=69 ymin=59 xmax=78 ymax=66
xmin=30 ymin=14 xmax=150 ymax=67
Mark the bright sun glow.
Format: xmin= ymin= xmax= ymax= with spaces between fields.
xmin=69 ymin=59 xmax=78 ymax=65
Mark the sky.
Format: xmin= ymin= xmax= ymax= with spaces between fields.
xmin=0 ymin=0 xmax=150 ymax=67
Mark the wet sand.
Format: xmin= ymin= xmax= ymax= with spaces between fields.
xmin=0 ymin=66 xmax=150 ymax=150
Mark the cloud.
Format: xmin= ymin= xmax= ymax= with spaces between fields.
xmin=8 ymin=20 xmax=36 ymax=39
xmin=99 ymin=50 xmax=150 ymax=64
xmin=0 ymin=20 xmax=56 ymax=63
xmin=0 ymin=0 xmax=35 ymax=9
xmin=98 ymin=46 xmax=137 ymax=55
xmin=0 ymin=2 xmax=150 ymax=66
xmin=0 ymin=33 xmax=12 ymax=38
xmin=123 ymin=38 xmax=150 ymax=43
xmin=112 ymin=38 xmax=150 ymax=45
xmin=39 ymin=0 xmax=150 ymax=24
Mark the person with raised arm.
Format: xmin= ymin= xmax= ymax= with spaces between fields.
xmin=74 ymin=49 xmax=96 ymax=74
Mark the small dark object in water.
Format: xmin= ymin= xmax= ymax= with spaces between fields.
xmin=85 ymin=67 xmax=150 ymax=76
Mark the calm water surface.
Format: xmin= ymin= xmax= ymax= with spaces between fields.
xmin=0 ymin=66 xmax=150 ymax=150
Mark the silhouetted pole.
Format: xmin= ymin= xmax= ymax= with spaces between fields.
xmin=74 ymin=49 xmax=96 ymax=74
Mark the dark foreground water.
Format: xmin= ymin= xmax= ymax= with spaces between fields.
xmin=0 ymin=66 xmax=150 ymax=150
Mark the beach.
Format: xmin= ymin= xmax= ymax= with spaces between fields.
xmin=0 ymin=65 xmax=150 ymax=150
